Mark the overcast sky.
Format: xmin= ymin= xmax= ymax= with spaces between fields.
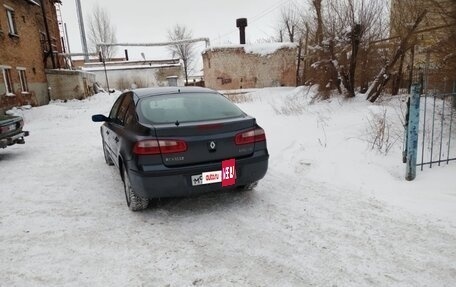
xmin=61 ymin=0 xmax=297 ymax=68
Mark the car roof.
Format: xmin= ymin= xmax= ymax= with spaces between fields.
xmin=132 ymin=87 xmax=218 ymax=98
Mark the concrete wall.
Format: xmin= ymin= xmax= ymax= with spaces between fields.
xmin=203 ymin=44 xmax=298 ymax=90
xmin=46 ymin=70 xmax=96 ymax=101
xmin=88 ymin=65 xmax=184 ymax=91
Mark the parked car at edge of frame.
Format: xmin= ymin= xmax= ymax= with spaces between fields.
xmin=0 ymin=114 xmax=29 ymax=149
xmin=92 ymin=87 xmax=269 ymax=211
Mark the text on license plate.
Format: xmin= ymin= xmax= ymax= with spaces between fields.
xmin=191 ymin=159 xmax=236 ymax=187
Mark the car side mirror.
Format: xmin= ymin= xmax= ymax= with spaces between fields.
xmin=92 ymin=114 xmax=109 ymax=122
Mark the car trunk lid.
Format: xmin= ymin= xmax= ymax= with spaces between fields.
xmin=154 ymin=117 xmax=255 ymax=167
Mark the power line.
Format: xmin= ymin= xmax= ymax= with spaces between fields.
xmin=250 ymin=0 xmax=292 ymax=23
xmin=212 ymin=0 xmax=292 ymax=43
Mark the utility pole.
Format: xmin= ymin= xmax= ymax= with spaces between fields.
xmin=75 ymin=0 xmax=89 ymax=62
xmin=99 ymin=51 xmax=111 ymax=94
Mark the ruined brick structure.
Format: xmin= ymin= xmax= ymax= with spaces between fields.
xmin=202 ymin=43 xmax=298 ymax=90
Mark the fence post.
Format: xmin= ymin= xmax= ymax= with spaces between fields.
xmin=453 ymin=81 xmax=456 ymax=109
xmin=405 ymin=83 xmax=421 ymax=181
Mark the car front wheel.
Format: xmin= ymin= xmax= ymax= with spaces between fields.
xmin=123 ymin=166 xmax=149 ymax=211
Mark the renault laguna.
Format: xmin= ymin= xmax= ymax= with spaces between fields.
xmin=92 ymin=87 xmax=269 ymax=211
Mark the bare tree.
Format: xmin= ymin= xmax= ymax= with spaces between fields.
xmin=427 ymin=0 xmax=456 ymax=94
xmin=279 ymin=3 xmax=301 ymax=43
xmin=87 ymin=4 xmax=117 ymax=60
xmin=308 ymin=0 xmax=338 ymax=98
xmin=312 ymin=0 xmax=324 ymax=45
xmin=364 ymin=0 xmax=432 ymax=102
xmin=167 ymin=24 xmax=195 ymax=85
xmin=299 ymin=0 xmax=389 ymax=98
xmin=274 ymin=0 xmax=453 ymax=103
xmin=325 ymin=0 xmax=387 ymax=98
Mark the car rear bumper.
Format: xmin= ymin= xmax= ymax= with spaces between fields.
xmin=126 ymin=150 xmax=269 ymax=199
xmin=0 ymin=131 xmax=29 ymax=148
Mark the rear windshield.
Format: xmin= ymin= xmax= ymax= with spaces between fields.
xmin=138 ymin=92 xmax=244 ymax=124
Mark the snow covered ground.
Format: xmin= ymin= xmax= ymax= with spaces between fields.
xmin=1 ymin=87 xmax=455 ymax=286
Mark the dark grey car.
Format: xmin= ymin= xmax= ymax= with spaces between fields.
xmin=92 ymin=87 xmax=269 ymax=211
xmin=0 ymin=114 xmax=29 ymax=149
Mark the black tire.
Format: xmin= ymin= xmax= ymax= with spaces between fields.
xmin=123 ymin=166 xmax=149 ymax=211
xmin=103 ymin=142 xmax=114 ymax=166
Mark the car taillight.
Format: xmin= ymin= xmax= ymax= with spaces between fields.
xmin=133 ymin=139 xmax=187 ymax=155
xmin=235 ymin=128 xmax=266 ymax=145
xmin=158 ymin=140 xmax=187 ymax=154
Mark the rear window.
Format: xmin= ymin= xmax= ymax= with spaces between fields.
xmin=138 ymin=92 xmax=244 ymax=124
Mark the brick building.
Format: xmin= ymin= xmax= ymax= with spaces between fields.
xmin=390 ymin=0 xmax=456 ymax=92
xmin=0 ymin=0 xmax=63 ymax=112
xmin=202 ymin=43 xmax=297 ymax=90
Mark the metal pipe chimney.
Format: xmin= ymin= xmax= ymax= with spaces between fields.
xmin=236 ymin=18 xmax=248 ymax=44
xmin=75 ymin=0 xmax=89 ymax=62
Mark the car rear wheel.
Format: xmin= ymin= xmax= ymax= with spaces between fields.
xmin=103 ymin=142 xmax=114 ymax=166
xmin=123 ymin=166 xmax=149 ymax=211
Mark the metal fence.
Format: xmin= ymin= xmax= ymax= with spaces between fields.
xmin=404 ymin=83 xmax=456 ymax=180
xmin=418 ymin=92 xmax=456 ymax=169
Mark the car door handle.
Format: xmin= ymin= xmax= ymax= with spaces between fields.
xmin=106 ymin=130 xmax=110 ymax=135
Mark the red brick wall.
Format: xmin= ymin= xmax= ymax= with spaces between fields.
xmin=0 ymin=0 xmax=63 ymax=111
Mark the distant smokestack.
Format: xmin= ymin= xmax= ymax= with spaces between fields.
xmin=236 ymin=18 xmax=248 ymax=44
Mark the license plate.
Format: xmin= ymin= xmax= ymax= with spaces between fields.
xmin=191 ymin=174 xmax=203 ymax=186
xmin=191 ymin=171 xmax=222 ymax=186
xmin=191 ymin=158 xmax=237 ymax=187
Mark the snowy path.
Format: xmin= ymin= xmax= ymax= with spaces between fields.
xmin=1 ymin=90 xmax=455 ymax=286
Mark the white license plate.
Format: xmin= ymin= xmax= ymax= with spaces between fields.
xmin=191 ymin=174 xmax=203 ymax=186
xmin=191 ymin=170 xmax=223 ymax=186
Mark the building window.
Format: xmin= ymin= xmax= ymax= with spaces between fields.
xmin=17 ymin=68 xmax=29 ymax=93
xmin=40 ymin=31 xmax=48 ymax=52
xmin=1 ymin=66 xmax=14 ymax=95
xmin=5 ymin=7 xmax=18 ymax=36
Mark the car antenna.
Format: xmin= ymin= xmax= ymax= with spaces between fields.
xmin=175 ymin=120 xmax=180 ymax=126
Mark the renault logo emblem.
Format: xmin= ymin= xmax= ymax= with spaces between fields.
xmin=208 ymin=141 xmax=216 ymax=151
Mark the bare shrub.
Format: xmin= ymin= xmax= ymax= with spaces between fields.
xmin=364 ymin=106 xmax=401 ymax=155
xmin=275 ymin=95 xmax=309 ymax=115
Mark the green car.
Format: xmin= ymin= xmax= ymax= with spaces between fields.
xmin=0 ymin=114 xmax=29 ymax=149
